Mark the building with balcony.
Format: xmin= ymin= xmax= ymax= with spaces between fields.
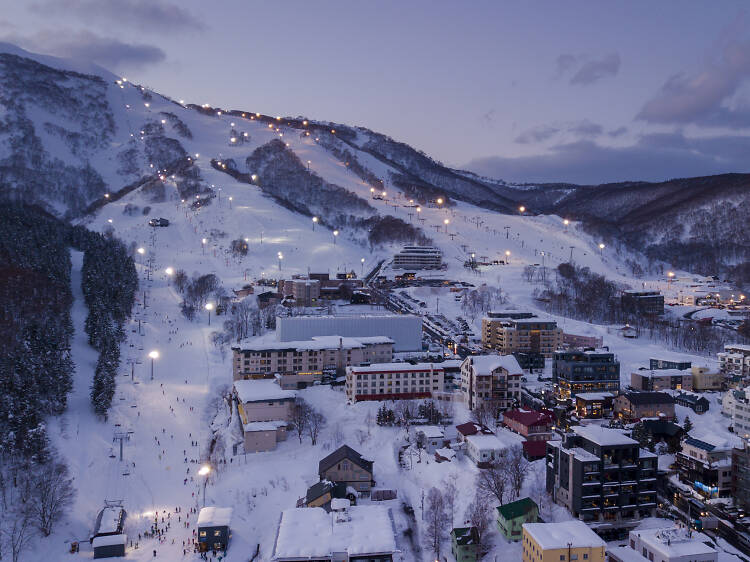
xmin=392 ymin=245 xmax=443 ymax=269
xmin=482 ymin=317 xmax=563 ymax=359
xmin=649 ymin=357 xmax=691 ymax=371
xmin=546 ymin=426 xmax=658 ymax=537
xmin=460 ymin=354 xmax=523 ymax=411
xmin=345 ymin=363 xmax=444 ymax=403
xmin=575 ymin=392 xmax=615 ymax=419
xmin=719 ymin=344 xmax=750 ymax=377
xmin=630 ymin=369 xmax=693 ymax=392
xmin=621 ymin=290 xmax=664 ymax=316
xmin=502 ymin=409 xmax=553 ymax=442
xmin=723 ymin=386 xmax=750 ymax=439
xmin=676 ymin=436 xmax=733 ymax=498
xmin=732 ymin=442 xmax=750 ymax=511
xmin=278 ymin=278 xmax=321 ymax=306
xmin=553 ymin=349 xmax=620 ymax=399
xmin=613 ymin=391 xmax=675 ymax=422
xmin=231 ymin=335 xmax=394 ymax=381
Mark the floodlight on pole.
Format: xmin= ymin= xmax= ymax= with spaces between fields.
xmin=148 ymin=350 xmax=159 ymax=380
xmin=205 ymin=302 xmax=214 ymax=325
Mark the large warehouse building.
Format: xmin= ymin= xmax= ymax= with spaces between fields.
xmin=276 ymin=314 xmax=422 ymax=352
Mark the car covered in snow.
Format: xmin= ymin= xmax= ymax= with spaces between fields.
xmin=148 ymin=217 xmax=170 ymax=227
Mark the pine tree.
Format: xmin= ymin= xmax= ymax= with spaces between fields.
xmin=683 ymin=416 xmax=693 ymax=433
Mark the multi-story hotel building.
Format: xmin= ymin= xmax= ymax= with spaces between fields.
xmin=392 ymin=246 xmax=443 ymax=269
xmin=345 ymin=363 xmax=444 ymax=402
xmin=460 ymin=355 xmax=523 ymax=411
xmin=546 ymin=426 xmax=658 ymax=538
xmin=553 ymin=349 xmax=620 ymax=398
xmin=482 ymin=317 xmax=563 ymax=358
xmin=232 ymin=335 xmax=393 ymax=381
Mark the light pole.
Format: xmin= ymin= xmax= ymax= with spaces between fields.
xmin=667 ymin=271 xmax=675 ymax=289
xmin=519 ymin=205 xmax=526 ymax=214
xmin=333 ymin=230 xmax=339 ymax=245
xmin=198 ymin=464 xmax=211 ymax=507
xmin=312 ymin=216 xmax=318 ymax=231
xmin=598 ymin=243 xmax=605 ymax=256
xmin=360 ymin=257 xmax=365 ymax=277
xmin=505 ymin=250 xmax=511 ymax=264
xmin=228 ymin=196 xmax=233 ymax=209
xmin=563 ymin=219 xmax=569 ymax=231
xmin=202 ymin=238 xmax=207 ymax=255
xmin=307 ymin=160 xmax=311 ymax=171
xmin=443 ymin=218 xmax=450 ymax=233
xmin=148 ymin=350 xmax=159 ymax=381
xmin=205 ymin=302 xmax=214 ymax=325
xmin=278 ymin=252 xmax=283 ymax=270
xmin=370 ymin=187 xmax=375 ymax=198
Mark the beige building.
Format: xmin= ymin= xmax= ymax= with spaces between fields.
xmin=522 ymin=521 xmax=605 ymax=562
xmin=691 ymin=365 xmax=724 ymax=391
xmin=614 ymin=391 xmax=676 ymax=421
xmin=630 ymin=369 xmax=693 ymax=392
xmin=318 ymin=445 xmax=375 ymax=494
xmin=232 ymin=335 xmax=394 ymax=381
xmin=234 ymin=379 xmax=296 ymax=453
xmin=345 ymin=362 xmax=444 ymax=403
xmin=719 ymin=344 xmax=750 ymax=377
xmin=460 ymin=355 xmax=523 ymax=411
xmin=482 ymin=317 xmax=563 ymax=358
xmin=278 ymin=278 xmax=320 ymax=306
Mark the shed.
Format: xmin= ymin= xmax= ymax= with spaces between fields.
xmin=197 ymin=506 xmax=232 ymax=552
xmin=92 ymin=533 xmax=126 ymax=559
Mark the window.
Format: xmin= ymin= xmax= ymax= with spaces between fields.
xmin=214 ymin=530 xmax=221 ymax=537
xmin=560 ymin=556 xmax=565 ymax=561
xmin=583 ymin=555 xmax=588 ymax=560
xmin=199 ymin=531 xmax=207 ymax=537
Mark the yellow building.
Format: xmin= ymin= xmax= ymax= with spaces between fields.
xmin=522 ymin=521 xmax=605 ymax=562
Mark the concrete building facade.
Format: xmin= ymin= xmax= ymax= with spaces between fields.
xmin=482 ymin=317 xmax=563 ymax=358
xmin=345 ymin=363 xmax=444 ymax=403
xmin=460 ymin=355 xmax=523 ymax=411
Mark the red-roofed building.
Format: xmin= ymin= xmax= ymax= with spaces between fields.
xmin=502 ymin=409 xmax=553 ymax=442
xmin=522 ymin=440 xmax=548 ymax=461
xmin=455 ymin=422 xmax=494 ymax=443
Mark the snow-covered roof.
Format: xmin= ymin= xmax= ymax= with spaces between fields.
xmin=417 ymin=425 xmax=444 ymax=439
xmin=639 ymin=448 xmax=658 ymax=459
xmin=272 ymin=506 xmax=396 ymax=559
xmin=243 ymin=420 xmax=287 ymax=432
xmin=465 ymin=428 xmax=523 ymax=451
xmin=234 ymin=379 xmax=296 ymax=403
xmin=348 ymin=362 xmax=443 ymax=373
xmin=634 ymin=369 xmax=689 ymax=378
xmin=570 ymin=447 xmax=601 ymax=463
xmin=523 ymin=520 xmax=606 ymax=550
xmin=608 ymin=546 xmax=648 ymax=562
xmin=235 ymin=334 xmax=393 ymax=351
xmin=436 ymin=447 xmax=456 ymax=460
xmin=330 ymin=498 xmax=350 ymax=511
xmin=726 ymin=343 xmax=750 ymax=352
xmin=575 ymin=392 xmax=615 ymax=401
xmin=635 ymin=526 xmax=716 ymax=558
xmin=572 ymin=425 xmax=637 ymax=447
xmin=96 ymin=507 xmax=123 ymax=534
xmin=197 ymin=507 xmax=233 ymax=527
xmin=467 ymin=354 xmax=522 ymax=375
xmin=92 ymin=534 xmax=127 ymax=548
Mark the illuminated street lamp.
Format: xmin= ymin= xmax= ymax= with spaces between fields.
xmin=228 ymin=196 xmax=233 ymax=209
xmin=443 ymin=218 xmax=450 ymax=233
xmin=436 ymin=197 xmax=444 ymax=206
xmin=505 ymin=250 xmax=511 ymax=264
xmin=307 ymin=160 xmax=311 ymax=171
xmin=312 ymin=216 xmax=318 ymax=231
xmin=598 ymin=243 xmax=605 ymax=256
xmin=519 ymin=205 xmax=526 ymax=213
xmin=333 ymin=230 xmax=339 ymax=245
xmin=202 ymin=238 xmax=207 ymax=255
xmin=277 ymin=252 xmax=283 ymax=270
xmin=148 ymin=350 xmax=159 ymax=380
xmin=205 ymin=302 xmax=214 ymax=325
xmin=563 ymin=219 xmax=569 ymax=230
xmin=361 ymin=257 xmax=365 ymax=277
xmin=667 ymin=271 xmax=675 ymax=288
xmin=198 ymin=464 xmax=211 ymax=507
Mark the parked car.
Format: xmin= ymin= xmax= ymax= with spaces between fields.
xmin=148 ymin=217 xmax=170 ymax=227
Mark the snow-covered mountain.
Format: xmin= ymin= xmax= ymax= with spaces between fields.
xmin=0 ymin=43 xmax=747 ymax=286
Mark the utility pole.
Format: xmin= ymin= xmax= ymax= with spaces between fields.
xmin=113 ymin=432 xmax=129 ymax=461
xmin=504 ymin=226 xmax=510 ymax=239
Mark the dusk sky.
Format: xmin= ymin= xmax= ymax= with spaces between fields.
xmin=2 ymin=0 xmax=750 ymax=183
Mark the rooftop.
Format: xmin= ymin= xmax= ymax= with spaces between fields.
xmin=243 ymin=420 xmax=288 ymax=432
xmin=235 ymin=333 xmax=394 ymax=351
xmin=348 ymin=362 xmax=443 ymax=374
xmin=197 ymin=507 xmax=233 ymax=528
xmin=466 ymin=354 xmax=522 ymax=375
xmin=503 ymin=408 xmax=553 ymax=427
xmin=465 ymin=428 xmax=524 ymax=450
xmin=634 ymin=526 xmax=716 ymax=558
xmin=319 ymin=445 xmax=373 ymax=475
xmin=92 ymin=534 xmax=127 ymax=548
xmin=634 ymin=369 xmax=689 ymax=378
xmin=497 ymin=497 xmax=538 ymax=521
xmin=523 ymin=520 xmax=606 ymax=550
xmin=234 ymin=380 xmax=296 ymax=403
xmin=573 ymin=425 xmax=638 ymax=447
xmin=417 ymin=425 xmax=445 ymax=439
xmin=620 ymin=391 xmax=675 ymax=405
xmin=575 ymin=392 xmax=615 ymax=401
xmin=272 ymin=506 xmax=396 ymax=559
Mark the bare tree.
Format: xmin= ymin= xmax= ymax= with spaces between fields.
xmin=31 ymin=460 xmax=75 ymax=536
xmin=464 ymin=490 xmax=491 ymax=555
xmin=442 ymin=474 xmax=459 ymax=527
xmin=291 ymin=399 xmax=311 ymax=444
xmin=523 ymin=265 xmax=537 ymax=282
xmin=307 ymin=410 xmax=326 ymax=446
xmin=173 ymin=269 xmax=188 ymax=292
xmin=476 ymin=458 xmax=510 ymax=505
xmin=1 ymin=504 xmax=35 ymax=562
xmin=506 ymin=445 xmax=530 ymax=500
xmin=424 ymin=487 xmax=449 ymax=559
xmin=470 ymin=400 xmax=498 ymax=430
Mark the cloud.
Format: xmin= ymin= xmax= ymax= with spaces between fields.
xmin=2 ymin=30 xmax=165 ymax=70
xmin=28 ymin=0 xmax=203 ymax=32
xmin=480 ymin=109 xmax=496 ymax=128
xmin=637 ymin=18 xmax=750 ymax=128
xmin=465 ymin=133 xmax=750 ymax=184
xmin=555 ymin=53 xmax=580 ymax=77
xmin=570 ymin=53 xmax=621 ymax=85
xmin=608 ymin=126 xmax=628 ymax=137
xmin=514 ymin=119 xmax=603 ymax=144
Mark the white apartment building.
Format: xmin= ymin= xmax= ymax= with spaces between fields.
xmin=460 ymin=354 xmax=523 ymax=410
xmin=345 ymin=362 xmax=444 ymax=403
xmin=392 ymin=246 xmax=443 ymax=269
xmin=232 ymin=335 xmax=393 ymax=381
xmin=464 ymin=427 xmax=524 ymax=466
xmin=723 ymin=387 xmax=750 ymax=440
xmin=620 ymin=526 xmax=717 ymax=562
xmin=718 ymin=349 xmax=750 ymax=377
